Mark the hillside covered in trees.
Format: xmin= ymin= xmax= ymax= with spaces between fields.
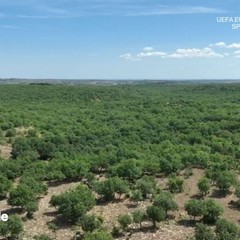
xmin=0 ymin=83 xmax=240 ymax=240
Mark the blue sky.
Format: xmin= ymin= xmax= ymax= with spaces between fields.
xmin=0 ymin=0 xmax=240 ymax=79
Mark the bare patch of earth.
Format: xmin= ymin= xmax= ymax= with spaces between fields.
xmin=0 ymin=144 xmax=12 ymax=159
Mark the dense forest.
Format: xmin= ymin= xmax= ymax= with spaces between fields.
xmin=0 ymin=83 xmax=240 ymax=240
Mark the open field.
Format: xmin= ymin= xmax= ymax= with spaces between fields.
xmin=1 ymin=83 xmax=240 ymax=240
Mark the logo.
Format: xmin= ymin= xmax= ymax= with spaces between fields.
xmin=0 ymin=212 xmax=9 ymax=222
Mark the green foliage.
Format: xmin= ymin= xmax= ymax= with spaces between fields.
xmin=197 ymin=177 xmax=211 ymax=196
xmin=1 ymin=83 xmax=240 ymax=238
xmin=168 ymin=176 xmax=184 ymax=193
xmin=83 ymin=230 xmax=113 ymax=240
xmin=20 ymin=176 xmax=48 ymax=195
xmin=8 ymin=184 xmax=38 ymax=217
xmin=215 ymin=219 xmax=240 ymax=240
xmin=194 ymin=223 xmax=215 ymax=240
xmin=185 ymin=199 xmax=224 ymax=223
xmin=215 ymin=171 xmax=237 ymax=193
xmin=47 ymin=222 xmax=59 ymax=233
xmin=0 ymin=215 xmax=23 ymax=239
xmin=26 ymin=200 xmax=38 ymax=219
xmin=0 ymin=175 xmax=12 ymax=199
xmin=5 ymin=128 xmax=16 ymax=137
xmin=94 ymin=177 xmax=129 ymax=201
xmin=205 ymin=163 xmax=229 ymax=183
xmin=80 ymin=215 xmax=103 ymax=233
xmin=1 ymin=122 xmax=14 ymax=131
xmin=203 ymin=199 xmax=224 ymax=224
xmin=117 ymin=214 xmax=132 ymax=230
xmin=159 ymin=156 xmax=183 ymax=175
xmin=146 ymin=205 xmax=166 ymax=228
xmin=0 ymin=83 xmax=239 ymax=177
xmin=132 ymin=209 xmax=145 ymax=227
xmin=109 ymin=159 xmax=142 ymax=181
xmin=0 ymin=159 xmax=27 ymax=180
xmin=47 ymin=158 xmax=89 ymax=180
xmin=192 ymin=151 xmax=209 ymax=168
xmin=185 ymin=199 xmax=206 ymax=220
xmin=130 ymin=190 xmax=143 ymax=202
xmin=50 ymin=184 xmax=95 ymax=223
xmin=135 ymin=176 xmax=157 ymax=198
xmin=153 ymin=192 xmax=178 ymax=215
xmin=34 ymin=234 xmax=53 ymax=240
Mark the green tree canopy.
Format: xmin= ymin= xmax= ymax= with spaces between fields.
xmin=194 ymin=223 xmax=215 ymax=240
xmin=50 ymin=184 xmax=95 ymax=223
xmin=197 ymin=177 xmax=211 ymax=197
xmin=215 ymin=219 xmax=240 ymax=240
xmin=146 ymin=205 xmax=166 ymax=228
xmin=0 ymin=175 xmax=12 ymax=199
xmin=83 ymin=230 xmax=113 ymax=240
xmin=185 ymin=199 xmax=206 ymax=220
xmin=153 ymin=192 xmax=178 ymax=215
xmin=117 ymin=214 xmax=132 ymax=230
xmin=203 ymin=199 xmax=224 ymax=223
xmin=0 ymin=215 xmax=23 ymax=239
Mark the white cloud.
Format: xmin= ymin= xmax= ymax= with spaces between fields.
xmin=168 ymin=48 xmax=223 ymax=58
xmin=234 ymin=50 xmax=240 ymax=58
xmin=143 ymin=47 xmax=154 ymax=52
xmin=234 ymin=50 xmax=240 ymax=54
xmin=127 ymin=6 xmax=225 ymax=16
xmin=212 ymin=42 xmax=240 ymax=49
xmin=167 ymin=53 xmax=184 ymax=59
xmin=227 ymin=43 xmax=240 ymax=49
xmin=120 ymin=53 xmax=132 ymax=60
xmin=121 ymin=51 xmax=166 ymax=61
xmin=137 ymin=51 xmax=166 ymax=58
xmin=121 ymin=46 xmax=224 ymax=61
xmin=0 ymin=25 xmax=28 ymax=30
xmin=215 ymin=42 xmax=226 ymax=47
xmin=120 ymin=53 xmax=140 ymax=61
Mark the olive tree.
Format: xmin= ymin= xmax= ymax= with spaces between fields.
xmin=185 ymin=199 xmax=206 ymax=220
xmin=50 ymin=184 xmax=95 ymax=223
xmin=197 ymin=177 xmax=211 ymax=197
xmin=153 ymin=192 xmax=178 ymax=216
xmin=146 ymin=205 xmax=166 ymax=228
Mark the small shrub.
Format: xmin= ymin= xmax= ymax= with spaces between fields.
xmin=117 ymin=214 xmax=132 ymax=230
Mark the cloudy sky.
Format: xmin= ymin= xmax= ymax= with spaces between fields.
xmin=0 ymin=0 xmax=240 ymax=79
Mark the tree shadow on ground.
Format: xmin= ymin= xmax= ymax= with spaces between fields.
xmin=125 ymin=202 xmax=139 ymax=209
xmin=2 ymin=206 xmax=23 ymax=215
xmin=190 ymin=194 xmax=203 ymax=200
xmin=96 ymin=198 xmax=123 ymax=206
xmin=177 ymin=219 xmax=197 ymax=228
xmin=43 ymin=210 xmax=57 ymax=217
xmin=47 ymin=178 xmax=80 ymax=187
xmin=209 ymin=189 xmax=230 ymax=198
xmin=114 ymin=225 xmax=161 ymax=240
xmin=47 ymin=216 xmax=76 ymax=230
xmin=135 ymin=225 xmax=157 ymax=233
xmin=228 ymin=200 xmax=240 ymax=210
